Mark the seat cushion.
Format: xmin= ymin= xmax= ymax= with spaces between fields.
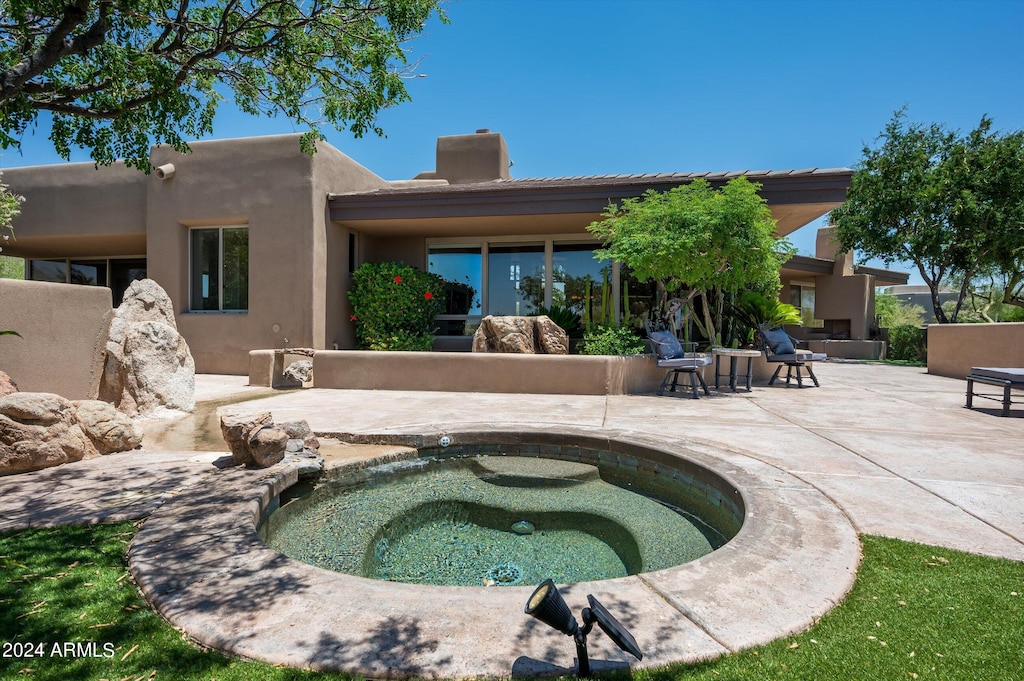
xmin=768 ymin=352 xmax=827 ymax=363
xmin=762 ymin=327 xmax=795 ymax=355
xmin=658 ymin=355 xmax=713 ymax=369
xmin=649 ymin=330 xmax=684 ymax=360
xmin=970 ymin=367 xmax=1024 ymax=384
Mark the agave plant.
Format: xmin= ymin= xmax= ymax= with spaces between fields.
xmin=733 ymin=292 xmax=803 ymax=331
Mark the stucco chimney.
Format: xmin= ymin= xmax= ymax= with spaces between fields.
xmin=432 ymin=130 xmax=511 ymax=184
xmin=816 ymin=226 xmax=854 ymax=276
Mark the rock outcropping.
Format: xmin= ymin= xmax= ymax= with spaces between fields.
xmin=99 ymin=279 xmax=196 ymax=416
xmin=0 ymin=393 xmax=143 ymax=476
xmin=471 ymin=315 xmax=569 ymax=354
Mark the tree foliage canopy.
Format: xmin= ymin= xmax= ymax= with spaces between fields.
xmin=0 ymin=0 xmax=445 ymax=169
xmin=831 ymin=109 xmax=1024 ymax=323
xmin=587 ymin=176 xmax=791 ymax=343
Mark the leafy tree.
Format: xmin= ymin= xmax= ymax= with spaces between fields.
xmin=587 ymin=176 xmax=791 ymax=345
xmin=0 ymin=0 xmax=446 ymax=169
xmin=831 ymin=109 xmax=1024 ymax=323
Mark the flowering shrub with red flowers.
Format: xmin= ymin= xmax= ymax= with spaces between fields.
xmin=348 ymin=261 xmax=444 ymax=351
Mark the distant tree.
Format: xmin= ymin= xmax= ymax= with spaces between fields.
xmin=874 ymin=291 xmax=926 ymax=328
xmin=587 ymin=176 xmax=791 ymax=345
xmin=0 ymin=0 xmax=446 ymax=169
xmin=831 ymin=109 xmax=1024 ymax=323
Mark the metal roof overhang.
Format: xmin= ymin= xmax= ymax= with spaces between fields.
xmin=329 ymin=172 xmax=853 ymax=238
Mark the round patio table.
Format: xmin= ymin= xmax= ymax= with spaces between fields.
xmin=712 ymin=348 xmax=763 ymax=392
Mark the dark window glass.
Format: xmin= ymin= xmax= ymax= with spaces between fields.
xmin=222 ymin=227 xmax=248 ymax=311
xmin=428 ymin=245 xmax=482 ymax=316
xmin=29 ymin=259 xmax=67 ymax=283
xmin=70 ymin=260 xmax=107 ymax=287
xmin=191 ymin=228 xmax=221 ymax=310
xmin=110 ymin=258 xmax=147 ymax=306
xmin=191 ymin=227 xmax=247 ymax=311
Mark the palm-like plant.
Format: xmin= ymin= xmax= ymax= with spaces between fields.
xmin=732 ymin=292 xmax=803 ymax=347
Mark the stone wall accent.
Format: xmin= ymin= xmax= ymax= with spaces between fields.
xmin=471 ymin=315 xmax=568 ymax=355
xmin=100 ymin=279 xmax=196 ymax=415
xmin=0 ymin=393 xmax=143 ymax=476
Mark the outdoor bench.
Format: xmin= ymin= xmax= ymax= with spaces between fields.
xmin=966 ymin=367 xmax=1024 ymax=417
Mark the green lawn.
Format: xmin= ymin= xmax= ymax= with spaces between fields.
xmin=1 ymin=525 xmax=1021 ymax=681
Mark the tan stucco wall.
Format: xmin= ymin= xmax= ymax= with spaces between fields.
xmin=146 ymin=134 xmax=386 ymax=373
xmin=3 ymin=162 xmax=146 ymax=258
xmin=0 ymin=279 xmax=111 ymax=398
xmin=814 ymin=273 xmax=875 ymax=340
xmin=927 ymin=323 xmax=1024 ymax=378
xmin=253 ymin=350 xmax=673 ymax=395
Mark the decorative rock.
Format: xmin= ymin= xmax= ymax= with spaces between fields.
xmin=278 ymin=420 xmax=320 ymax=450
xmin=100 ymin=279 xmax=196 ymax=416
xmin=472 ymin=315 xmax=568 ymax=355
xmin=74 ymin=400 xmax=144 ymax=454
xmin=248 ymin=426 xmax=288 ymax=467
xmin=283 ymin=360 xmax=313 ymax=384
xmin=533 ymin=316 xmax=570 ymax=355
xmin=220 ymin=410 xmax=273 ymax=466
xmin=0 ymin=370 xmax=17 ymax=397
xmin=0 ymin=392 xmax=98 ymax=475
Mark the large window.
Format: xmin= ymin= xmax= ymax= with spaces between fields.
xmin=28 ymin=257 xmax=146 ymax=305
xmin=190 ymin=226 xmax=248 ymax=311
xmin=428 ymin=245 xmax=482 ymax=336
xmin=488 ymin=244 xmax=544 ymax=316
xmin=426 ymin=237 xmax=617 ymax=335
xmin=553 ymin=243 xmax=612 ymax=322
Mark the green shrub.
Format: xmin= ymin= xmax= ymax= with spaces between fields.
xmin=348 ymin=262 xmax=444 ymax=351
xmin=887 ymin=324 xmax=927 ymax=363
xmin=579 ymin=324 xmax=647 ymax=356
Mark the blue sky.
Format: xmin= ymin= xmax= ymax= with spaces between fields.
xmin=5 ymin=0 xmax=1023 ymax=283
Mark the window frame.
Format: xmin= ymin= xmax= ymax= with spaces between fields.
xmin=188 ymin=225 xmax=249 ymax=313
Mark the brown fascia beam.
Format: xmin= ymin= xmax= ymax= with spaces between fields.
xmin=855 ymin=264 xmax=910 ymax=286
xmin=328 ymin=171 xmax=853 ymax=222
xmin=782 ymin=254 xmax=835 ymax=275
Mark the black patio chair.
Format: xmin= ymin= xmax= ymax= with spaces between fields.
xmin=758 ymin=324 xmax=827 ymax=388
xmin=646 ymin=322 xmax=713 ymax=398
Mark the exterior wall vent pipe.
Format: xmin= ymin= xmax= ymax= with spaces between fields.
xmin=155 ymin=163 xmax=176 ymax=180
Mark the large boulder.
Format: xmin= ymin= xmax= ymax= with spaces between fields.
xmin=100 ymin=279 xmax=196 ymax=416
xmin=472 ymin=315 xmax=568 ymax=355
xmin=74 ymin=400 xmax=144 ymax=454
xmin=0 ymin=392 xmax=98 ymax=475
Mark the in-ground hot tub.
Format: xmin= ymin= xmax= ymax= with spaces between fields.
xmin=129 ymin=429 xmax=860 ymax=679
xmin=260 ymin=443 xmax=744 ymax=587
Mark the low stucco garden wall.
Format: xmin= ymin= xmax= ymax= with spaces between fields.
xmin=0 ymin=279 xmax=111 ymax=399
xmin=928 ymin=322 xmax=1024 ymax=379
xmin=250 ymin=349 xmax=675 ymax=395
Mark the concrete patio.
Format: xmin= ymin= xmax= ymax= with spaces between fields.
xmin=1 ymin=360 xmax=1021 ymax=678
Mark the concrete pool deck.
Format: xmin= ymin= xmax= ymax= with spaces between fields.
xmin=2 ymin=361 xmax=1022 ymax=677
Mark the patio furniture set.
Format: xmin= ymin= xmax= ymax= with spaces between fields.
xmin=647 ymin=325 xmax=827 ymax=399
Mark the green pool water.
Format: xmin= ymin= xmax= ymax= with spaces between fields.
xmin=261 ymin=454 xmax=727 ymax=586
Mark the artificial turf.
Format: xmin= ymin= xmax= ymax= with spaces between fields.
xmin=1 ymin=525 xmax=1021 ymax=680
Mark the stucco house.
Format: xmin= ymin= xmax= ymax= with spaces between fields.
xmin=3 ymin=129 xmax=907 ymax=374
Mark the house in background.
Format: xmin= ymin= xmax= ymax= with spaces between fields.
xmin=3 ymin=130 xmax=907 ymax=374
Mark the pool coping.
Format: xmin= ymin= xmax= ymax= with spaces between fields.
xmin=128 ymin=426 xmax=860 ymax=679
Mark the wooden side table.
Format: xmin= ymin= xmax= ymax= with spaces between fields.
xmin=712 ymin=348 xmax=763 ymax=392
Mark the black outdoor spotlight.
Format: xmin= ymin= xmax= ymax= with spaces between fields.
xmin=524 ymin=578 xmax=643 ymax=677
